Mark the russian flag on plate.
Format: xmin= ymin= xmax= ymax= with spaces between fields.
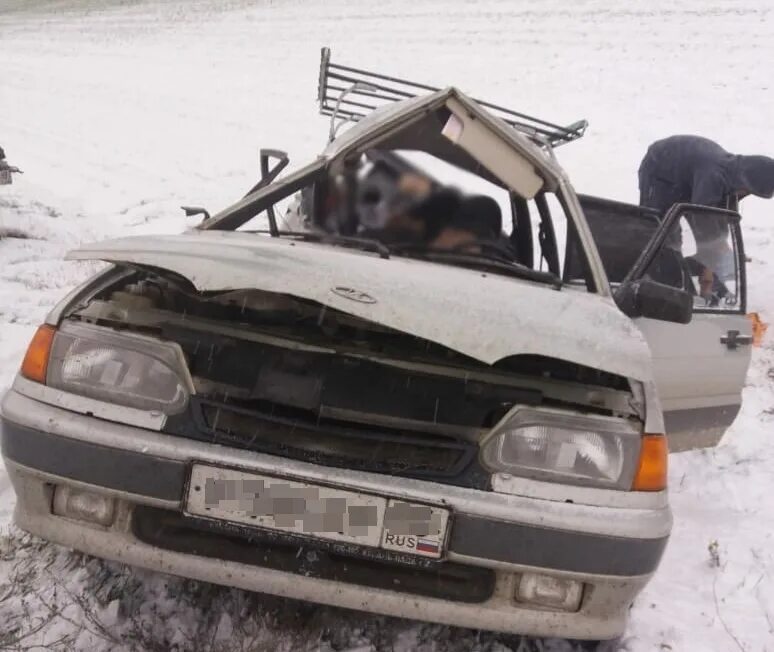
xmin=416 ymin=537 xmax=440 ymax=554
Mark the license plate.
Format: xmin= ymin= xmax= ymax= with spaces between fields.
xmin=185 ymin=464 xmax=450 ymax=559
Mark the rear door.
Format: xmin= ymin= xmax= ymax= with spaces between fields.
xmin=570 ymin=197 xmax=752 ymax=451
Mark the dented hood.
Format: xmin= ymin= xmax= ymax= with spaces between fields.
xmin=67 ymin=231 xmax=654 ymax=381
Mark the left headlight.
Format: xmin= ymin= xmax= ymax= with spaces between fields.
xmin=46 ymin=322 xmax=191 ymax=415
xmin=480 ymin=405 xmax=642 ymax=490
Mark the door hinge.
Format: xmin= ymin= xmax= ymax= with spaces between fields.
xmin=720 ymin=330 xmax=753 ymax=350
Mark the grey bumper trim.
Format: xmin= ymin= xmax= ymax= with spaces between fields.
xmin=664 ymin=404 xmax=740 ymax=452
xmin=1 ymin=416 xmax=667 ymax=577
xmin=1 ymin=419 xmax=186 ymax=502
xmin=451 ymin=514 xmax=667 ymax=576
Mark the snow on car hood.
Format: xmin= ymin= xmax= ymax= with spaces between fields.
xmin=68 ymin=231 xmax=654 ymax=381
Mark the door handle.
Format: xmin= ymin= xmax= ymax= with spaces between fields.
xmin=720 ymin=330 xmax=753 ymax=350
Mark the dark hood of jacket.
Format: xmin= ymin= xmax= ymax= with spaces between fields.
xmin=734 ymin=155 xmax=774 ymax=198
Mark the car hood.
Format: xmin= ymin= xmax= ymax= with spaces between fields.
xmin=67 ymin=231 xmax=654 ymax=381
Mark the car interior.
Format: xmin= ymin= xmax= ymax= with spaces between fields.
xmin=197 ymin=92 xmax=597 ymax=290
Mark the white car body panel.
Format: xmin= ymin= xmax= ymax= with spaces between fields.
xmin=636 ymin=311 xmax=752 ymax=449
xmin=638 ymin=314 xmax=752 ymax=412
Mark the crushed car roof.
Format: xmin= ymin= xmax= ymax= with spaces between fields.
xmin=202 ymin=86 xmax=566 ymax=232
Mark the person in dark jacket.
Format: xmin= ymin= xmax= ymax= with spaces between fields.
xmin=639 ymin=136 xmax=774 ymax=296
xmin=639 ymin=135 xmax=774 ymax=215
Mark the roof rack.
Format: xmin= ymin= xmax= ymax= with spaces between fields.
xmin=317 ymin=47 xmax=588 ymax=148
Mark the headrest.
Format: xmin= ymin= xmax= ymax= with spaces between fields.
xmin=453 ymin=195 xmax=503 ymax=238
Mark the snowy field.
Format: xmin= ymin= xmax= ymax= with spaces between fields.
xmin=1 ymin=1 xmax=773 ymax=650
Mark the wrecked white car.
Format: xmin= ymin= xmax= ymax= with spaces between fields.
xmin=0 ymin=51 xmax=753 ymax=641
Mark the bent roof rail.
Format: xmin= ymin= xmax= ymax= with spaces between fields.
xmin=318 ymin=47 xmax=588 ymax=148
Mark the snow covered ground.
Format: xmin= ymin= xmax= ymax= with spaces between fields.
xmin=1 ymin=1 xmax=773 ymax=650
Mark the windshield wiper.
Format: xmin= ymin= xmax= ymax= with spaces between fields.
xmin=389 ymin=244 xmax=562 ymax=288
xmin=252 ymin=230 xmax=560 ymax=286
xmin=251 ymin=230 xmax=391 ymax=259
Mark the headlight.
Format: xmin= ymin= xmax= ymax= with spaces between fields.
xmin=480 ymin=406 xmax=641 ymax=490
xmin=47 ymin=322 xmax=190 ymax=415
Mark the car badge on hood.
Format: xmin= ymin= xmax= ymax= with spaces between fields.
xmin=331 ymin=286 xmax=377 ymax=304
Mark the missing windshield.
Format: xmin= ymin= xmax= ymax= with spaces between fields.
xmin=205 ymin=99 xmax=590 ymax=287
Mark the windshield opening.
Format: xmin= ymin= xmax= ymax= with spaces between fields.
xmin=213 ymin=100 xmax=591 ymax=287
xmin=232 ymin=149 xmax=570 ymax=286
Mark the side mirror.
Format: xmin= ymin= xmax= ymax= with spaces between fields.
xmin=615 ymin=278 xmax=693 ymax=324
xmin=180 ymin=206 xmax=211 ymax=222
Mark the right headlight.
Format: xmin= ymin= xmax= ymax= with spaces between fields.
xmin=480 ymin=405 xmax=642 ymax=490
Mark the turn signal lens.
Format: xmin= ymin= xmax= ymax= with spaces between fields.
xmin=631 ymin=435 xmax=668 ymax=491
xmin=20 ymin=325 xmax=56 ymax=383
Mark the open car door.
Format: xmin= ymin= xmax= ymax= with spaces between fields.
xmin=569 ymin=197 xmax=752 ymax=452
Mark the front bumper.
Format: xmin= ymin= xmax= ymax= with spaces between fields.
xmin=1 ymin=387 xmax=671 ymax=639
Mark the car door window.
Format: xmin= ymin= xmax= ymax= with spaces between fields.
xmin=564 ymin=195 xmax=661 ymax=286
xmin=630 ymin=205 xmax=745 ymax=315
xmin=681 ymin=213 xmax=742 ymax=313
